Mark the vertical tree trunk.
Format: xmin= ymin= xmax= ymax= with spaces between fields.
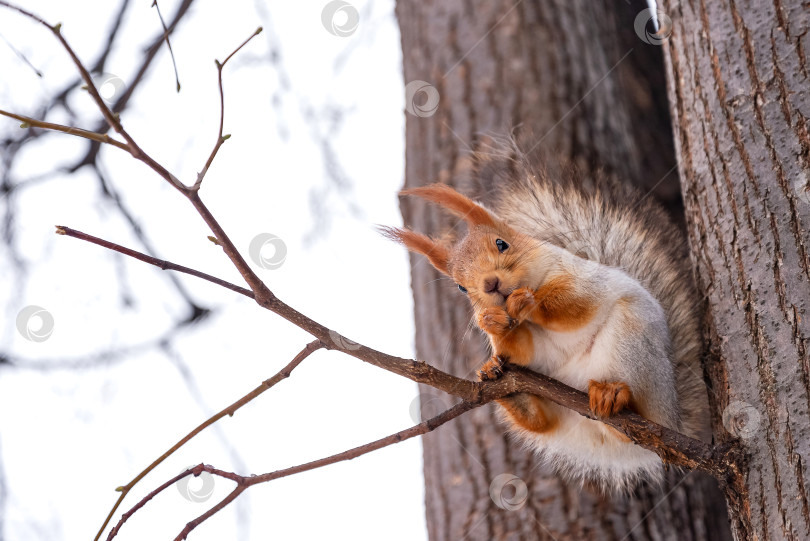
xmin=663 ymin=0 xmax=810 ymax=539
xmin=397 ymin=1 xmax=732 ymax=539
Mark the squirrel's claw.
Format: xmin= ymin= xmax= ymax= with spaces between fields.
xmin=477 ymin=355 xmax=509 ymax=381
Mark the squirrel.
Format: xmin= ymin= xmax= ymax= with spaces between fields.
xmin=382 ymin=144 xmax=710 ymax=492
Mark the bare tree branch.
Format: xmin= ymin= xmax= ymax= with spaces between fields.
xmin=0 ymin=109 xmax=129 ymax=150
xmin=192 ymin=26 xmax=263 ymax=192
xmin=95 ymin=340 xmax=322 ymax=541
xmin=0 ymin=1 xmax=270 ymax=305
xmin=55 ymin=226 xmax=254 ymax=299
xmin=0 ymin=0 xmax=183 ymax=190
xmin=55 ymin=223 xmax=738 ymax=484
xmin=151 ymin=0 xmax=181 ymax=92
xmin=105 ymin=464 xmax=244 ymax=541
xmin=108 ymin=401 xmax=477 ymax=541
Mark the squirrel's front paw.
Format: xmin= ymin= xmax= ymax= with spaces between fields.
xmin=506 ymin=287 xmax=537 ymax=322
xmin=477 ymin=306 xmax=513 ymax=336
xmin=588 ymin=380 xmax=632 ymax=418
xmin=477 ymin=356 xmax=508 ymax=381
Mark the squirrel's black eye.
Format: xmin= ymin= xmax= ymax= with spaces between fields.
xmin=495 ymin=239 xmax=509 ymax=253
xmin=458 ymin=284 xmax=468 ymax=294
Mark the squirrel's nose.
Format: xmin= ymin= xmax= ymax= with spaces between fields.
xmin=483 ymin=277 xmax=501 ymax=294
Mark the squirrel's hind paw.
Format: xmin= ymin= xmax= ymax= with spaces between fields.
xmin=588 ymin=380 xmax=632 ymax=418
xmin=477 ymin=356 xmax=508 ymax=381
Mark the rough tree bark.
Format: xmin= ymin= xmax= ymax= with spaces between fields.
xmin=663 ymin=0 xmax=810 ymax=539
xmin=397 ymin=1 xmax=732 ymax=539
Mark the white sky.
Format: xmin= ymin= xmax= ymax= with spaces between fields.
xmin=0 ymin=1 xmax=426 ymax=540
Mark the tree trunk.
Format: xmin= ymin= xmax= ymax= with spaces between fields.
xmin=663 ymin=0 xmax=810 ymax=539
xmin=396 ymin=0 xmax=732 ymax=539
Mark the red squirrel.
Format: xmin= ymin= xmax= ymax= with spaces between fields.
xmin=382 ymin=148 xmax=710 ymax=492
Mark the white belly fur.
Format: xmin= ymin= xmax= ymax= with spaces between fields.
xmin=506 ymin=312 xmax=665 ymax=491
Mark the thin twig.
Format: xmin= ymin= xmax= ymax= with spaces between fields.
xmin=0 ymin=0 xmax=184 ymax=191
xmin=107 ymin=398 xmax=473 ymax=541
xmin=0 ymin=109 xmax=129 ymax=151
xmin=174 ymin=484 xmax=246 ymax=541
xmin=106 ymin=464 xmax=244 ymax=541
xmin=94 ymin=340 xmax=322 ymax=541
xmin=248 ymin=400 xmax=477 ymax=484
xmin=0 ymin=1 xmax=272 ymax=304
xmin=55 ymin=225 xmax=253 ymax=298
xmin=0 ymin=29 xmax=42 ymax=76
xmin=152 ymin=0 xmax=181 ymax=92
xmin=192 ymin=26 xmax=263 ymax=192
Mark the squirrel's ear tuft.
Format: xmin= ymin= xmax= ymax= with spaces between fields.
xmin=377 ymin=225 xmax=450 ymax=276
xmin=400 ymin=184 xmax=496 ymax=229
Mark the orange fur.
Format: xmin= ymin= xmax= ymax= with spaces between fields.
xmin=476 ymin=305 xmax=513 ymax=335
xmin=508 ymin=276 xmax=598 ymax=332
xmin=379 ymin=226 xmax=450 ymax=275
xmin=476 ymin=307 xmax=534 ymax=366
xmin=497 ymin=395 xmax=557 ymax=433
xmin=401 ymin=184 xmax=496 ymax=228
xmin=490 ymin=324 xmax=534 ymax=366
xmin=475 ymin=306 xmax=550 ymax=434
xmin=588 ymin=380 xmax=633 ymax=418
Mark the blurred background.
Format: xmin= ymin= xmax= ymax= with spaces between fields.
xmin=0 ymin=1 xmax=427 ymax=539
